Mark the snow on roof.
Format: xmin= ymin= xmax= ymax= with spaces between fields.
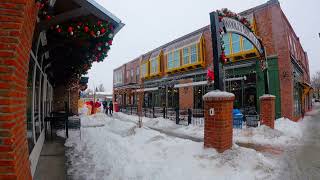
xmin=203 ymin=90 xmax=235 ymax=100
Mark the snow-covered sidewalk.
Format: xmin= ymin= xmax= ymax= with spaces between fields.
xmin=60 ymin=105 xmax=319 ymax=180
xmin=61 ymin=113 xmax=279 ymax=180
xmin=114 ymin=112 xmax=307 ymax=147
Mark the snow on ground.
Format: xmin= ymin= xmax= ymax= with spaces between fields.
xmin=114 ymin=113 xmax=204 ymax=140
xmin=80 ymin=113 xmax=106 ymax=127
xmin=60 ymin=104 xmax=318 ymax=180
xmin=60 ymin=113 xmax=278 ymax=180
xmin=115 ymin=112 xmax=307 ymax=147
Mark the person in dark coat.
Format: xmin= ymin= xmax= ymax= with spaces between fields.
xmin=109 ymin=101 xmax=113 ymax=115
xmin=103 ymin=100 xmax=108 ymax=115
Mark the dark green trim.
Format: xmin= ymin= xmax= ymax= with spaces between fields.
xmin=256 ymin=57 xmax=281 ymax=118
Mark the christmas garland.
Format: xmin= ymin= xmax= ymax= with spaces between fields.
xmin=35 ymin=0 xmax=115 ymax=77
xmin=217 ymin=8 xmax=254 ymax=32
xmin=50 ymin=21 xmax=114 ymax=39
xmin=36 ymin=0 xmax=52 ymax=20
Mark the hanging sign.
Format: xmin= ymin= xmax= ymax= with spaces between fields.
xmin=221 ymin=17 xmax=264 ymax=55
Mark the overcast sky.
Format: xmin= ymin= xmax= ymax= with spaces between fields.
xmin=88 ymin=0 xmax=320 ymax=93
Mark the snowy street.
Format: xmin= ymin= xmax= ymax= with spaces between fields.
xmin=60 ymin=104 xmax=320 ymax=180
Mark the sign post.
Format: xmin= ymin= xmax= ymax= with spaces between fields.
xmin=209 ymin=11 xmax=224 ymax=91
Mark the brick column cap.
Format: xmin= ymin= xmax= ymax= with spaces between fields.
xmin=259 ymin=94 xmax=276 ymax=100
xmin=203 ymin=90 xmax=235 ymax=101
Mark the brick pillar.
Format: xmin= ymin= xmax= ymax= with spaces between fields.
xmin=203 ymin=91 xmax=234 ymax=153
xmin=179 ymin=78 xmax=193 ymax=109
xmin=259 ymin=95 xmax=276 ymax=129
xmin=0 ymin=0 xmax=38 ymax=179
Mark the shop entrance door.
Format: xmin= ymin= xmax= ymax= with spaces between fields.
xmin=226 ymin=73 xmax=257 ymax=112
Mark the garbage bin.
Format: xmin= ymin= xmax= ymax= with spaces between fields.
xmin=114 ymin=102 xmax=119 ymax=112
xmin=233 ymin=109 xmax=243 ymax=129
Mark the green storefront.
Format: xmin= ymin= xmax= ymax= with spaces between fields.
xmin=225 ymin=57 xmax=281 ymax=118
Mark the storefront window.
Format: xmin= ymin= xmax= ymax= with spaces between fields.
xmin=173 ymin=50 xmax=180 ymax=68
xmin=190 ymin=44 xmax=197 ymax=63
xmin=243 ymin=37 xmax=253 ymax=51
xmin=136 ymin=66 xmax=139 ymax=80
xmin=167 ymin=52 xmax=174 ymax=70
xmin=223 ymin=34 xmax=230 ymax=55
xmin=141 ymin=63 xmax=148 ymax=77
xmin=34 ymin=67 xmax=41 ymax=140
xmin=150 ymin=58 xmax=158 ymax=74
xmin=27 ymin=59 xmax=35 ymax=154
xmin=183 ymin=47 xmax=189 ymax=65
xmin=232 ymin=34 xmax=241 ymax=53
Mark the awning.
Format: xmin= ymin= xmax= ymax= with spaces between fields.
xmin=163 ymin=33 xmax=202 ymax=53
xmin=300 ymin=82 xmax=313 ymax=94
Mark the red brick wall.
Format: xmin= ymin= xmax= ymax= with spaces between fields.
xmin=260 ymin=96 xmax=276 ymax=128
xmin=253 ymin=3 xmax=293 ymax=119
xmin=52 ymin=84 xmax=79 ymax=114
xmin=251 ymin=2 xmax=311 ymax=120
xmin=203 ymin=93 xmax=234 ymax=153
xmin=0 ymin=0 xmax=38 ymax=179
xmin=203 ymin=27 xmax=213 ymax=69
xmin=179 ymin=78 xmax=193 ymax=109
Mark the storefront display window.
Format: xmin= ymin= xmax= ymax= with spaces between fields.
xmin=190 ymin=44 xmax=197 ymax=63
xmin=243 ymin=37 xmax=253 ymax=51
xmin=223 ymin=34 xmax=231 ymax=55
xmin=27 ymin=58 xmax=35 ymax=154
xmin=232 ymin=34 xmax=241 ymax=53
xmin=167 ymin=52 xmax=174 ymax=70
xmin=183 ymin=47 xmax=189 ymax=65
xmin=173 ymin=50 xmax=180 ymax=68
xmin=150 ymin=58 xmax=158 ymax=74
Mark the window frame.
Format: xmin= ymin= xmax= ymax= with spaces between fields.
xmin=173 ymin=50 xmax=180 ymax=68
xmin=190 ymin=44 xmax=198 ymax=63
xmin=167 ymin=52 xmax=174 ymax=70
xmin=182 ymin=47 xmax=190 ymax=65
xmin=150 ymin=57 xmax=159 ymax=75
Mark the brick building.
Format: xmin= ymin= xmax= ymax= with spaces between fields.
xmin=113 ymin=0 xmax=312 ymax=121
xmin=0 ymin=0 xmax=123 ymax=179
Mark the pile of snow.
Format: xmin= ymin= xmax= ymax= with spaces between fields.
xmin=61 ymin=114 xmax=277 ymax=180
xmin=81 ymin=113 xmax=107 ymax=127
xmin=275 ymin=118 xmax=304 ymax=140
xmin=114 ymin=113 xmax=204 ymax=140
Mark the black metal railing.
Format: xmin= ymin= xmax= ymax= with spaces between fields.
xmin=118 ymin=106 xmax=207 ymax=126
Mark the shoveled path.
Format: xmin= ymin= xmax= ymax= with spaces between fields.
xmin=276 ymin=106 xmax=320 ymax=180
xmin=34 ymin=134 xmax=67 ymax=180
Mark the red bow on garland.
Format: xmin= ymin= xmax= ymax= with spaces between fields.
xmin=206 ymin=69 xmax=214 ymax=83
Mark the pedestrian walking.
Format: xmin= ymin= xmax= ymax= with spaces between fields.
xmin=103 ymin=100 xmax=108 ymax=115
xmin=109 ymin=101 xmax=113 ymax=115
